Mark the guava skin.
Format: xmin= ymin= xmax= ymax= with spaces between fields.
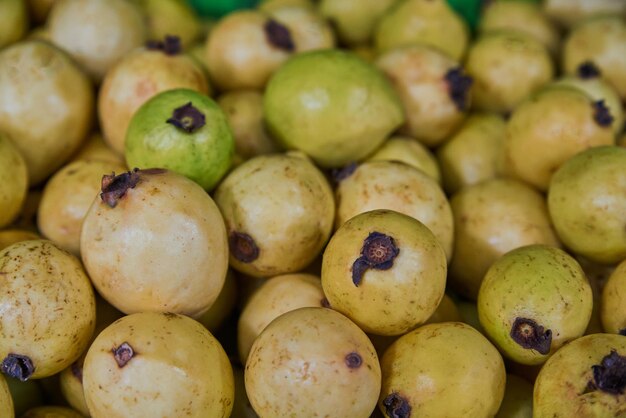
xmin=601 ymin=259 xmax=626 ymax=335
xmin=0 ymin=374 xmax=13 ymax=418
xmin=0 ymin=134 xmax=28 ymax=228
xmin=125 ymin=88 xmax=234 ymax=191
xmin=263 ymin=49 xmax=405 ymax=168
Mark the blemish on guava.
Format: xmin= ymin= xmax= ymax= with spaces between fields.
xmin=592 ymin=100 xmax=613 ymax=127
xmin=588 ymin=350 xmax=626 ymax=395
xmin=445 ymin=67 xmax=473 ymax=111
xmin=345 ymin=352 xmax=362 ymax=368
xmin=145 ymin=35 xmax=182 ymax=55
xmin=320 ymin=297 xmax=331 ymax=308
xmin=619 ymin=328 xmax=626 ymax=336
xmin=1 ymin=354 xmax=35 ymax=381
xmin=383 ymin=392 xmax=411 ymax=418
xmin=100 ymin=168 xmax=141 ymax=208
xmin=577 ymin=61 xmax=601 ymax=79
xmin=331 ymin=162 xmax=358 ymax=183
xmin=510 ymin=317 xmax=552 ymax=355
xmin=71 ymin=362 xmax=83 ymax=382
xmin=166 ymin=102 xmax=206 ymax=133
xmin=264 ymin=19 xmax=295 ymax=52
xmin=351 ymin=232 xmax=399 ymax=286
xmin=229 ymin=231 xmax=259 ymax=263
xmin=112 ymin=342 xmax=135 ymax=368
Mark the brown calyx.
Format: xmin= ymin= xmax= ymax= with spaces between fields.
xmin=510 ymin=317 xmax=552 ymax=355
xmin=592 ymin=100 xmax=613 ymax=127
xmin=145 ymin=35 xmax=182 ymax=55
xmin=445 ymin=67 xmax=473 ymax=111
xmin=100 ymin=168 xmax=141 ymax=208
xmin=382 ymin=392 xmax=412 ymax=418
xmin=229 ymin=231 xmax=259 ymax=263
xmin=1 ymin=353 xmax=35 ymax=381
xmin=351 ymin=232 xmax=399 ymax=286
xmin=71 ymin=361 xmax=83 ymax=383
xmin=166 ymin=102 xmax=206 ymax=133
xmin=588 ymin=350 xmax=626 ymax=395
xmin=344 ymin=352 xmax=362 ymax=369
xmin=577 ymin=61 xmax=601 ymax=79
xmin=112 ymin=342 xmax=135 ymax=368
xmin=264 ymin=19 xmax=295 ymax=52
xmin=330 ymin=162 xmax=358 ymax=184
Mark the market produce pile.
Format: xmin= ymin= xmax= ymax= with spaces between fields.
xmin=0 ymin=0 xmax=625 ymax=417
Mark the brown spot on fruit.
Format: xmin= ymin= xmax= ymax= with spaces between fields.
xmin=264 ymin=19 xmax=294 ymax=52
xmin=71 ymin=361 xmax=83 ymax=382
xmin=331 ymin=162 xmax=358 ymax=183
xmin=445 ymin=67 xmax=473 ymax=111
xmin=145 ymin=35 xmax=182 ymax=55
xmin=100 ymin=168 xmax=141 ymax=208
xmin=229 ymin=231 xmax=259 ymax=263
xmin=510 ymin=317 xmax=552 ymax=355
xmin=383 ymin=392 xmax=411 ymax=418
xmin=577 ymin=61 xmax=601 ymax=79
xmin=166 ymin=102 xmax=206 ymax=133
xmin=351 ymin=232 xmax=399 ymax=286
xmin=112 ymin=342 xmax=135 ymax=368
xmin=1 ymin=353 xmax=35 ymax=381
xmin=344 ymin=352 xmax=362 ymax=368
xmin=589 ymin=350 xmax=626 ymax=395
xmin=593 ymin=100 xmax=613 ymax=127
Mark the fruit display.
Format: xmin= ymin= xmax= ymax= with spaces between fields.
xmin=0 ymin=0 xmax=625 ymax=417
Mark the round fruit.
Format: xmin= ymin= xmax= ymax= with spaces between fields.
xmin=47 ymin=0 xmax=146 ymax=81
xmin=379 ymin=322 xmax=506 ymax=418
xmin=322 ymin=209 xmax=447 ymax=336
xmin=266 ymin=4 xmax=335 ymax=52
xmin=125 ymin=88 xmax=233 ymax=191
xmin=215 ymin=152 xmax=334 ymax=277
xmin=503 ymin=86 xmax=615 ymax=191
xmin=465 ymin=30 xmax=554 ymax=114
xmin=495 ymin=374 xmax=533 ymax=418
xmin=237 ymin=273 xmax=325 ymax=363
xmin=0 ymin=0 xmax=27 ymax=49
xmin=366 ymin=136 xmax=441 ymax=184
xmin=542 ymin=0 xmax=626 ymax=29
xmin=0 ymin=40 xmax=94 ymax=185
xmin=478 ymin=245 xmax=593 ymax=365
xmin=0 ymin=374 xmax=13 ymax=418
xmin=376 ymin=44 xmax=472 ymax=147
xmin=83 ymin=312 xmax=234 ymax=418
xmin=449 ymin=178 xmax=560 ymax=300
xmin=80 ymin=169 xmax=229 ymax=317
xmin=263 ymin=49 xmax=404 ymax=168
xmin=21 ymin=406 xmax=83 ymax=418
xmin=195 ymin=270 xmax=237 ymax=332
xmin=423 ymin=294 xmax=462 ymax=325
xmin=601 ymin=259 xmax=626 ymax=335
xmin=0 ymin=240 xmax=96 ymax=380
xmin=533 ymin=333 xmax=626 ymax=418
xmin=0 ymin=134 xmax=28 ymax=228
xmin=334 ymin=160 xmax=454 ymax=261
xmin=70 ymin=132 xmax=125 ymax=166
xmin=547 ymin=146 xmax=626 ymax=264
xmin=319 ymin=0 xmax=396 ymax=46
xmin=0 ymin=230 xmax=39 ymax=251
xmin=99 ymin=37 xmax=210 ymax=155
xmin=245 ymin=307 xmax=381 ymax=418
xmin=139 ymin=0 xmax=203 ymax=48
xmin=37 ymin=159 xmax=127 ymax=255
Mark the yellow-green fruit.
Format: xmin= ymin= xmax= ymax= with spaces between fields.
xmin=237 ymin=273 xmax=325 ymax=364
xmin=80 ymin=169 xmax=229 ymax=317
xmin=449 ymin=178 xmax=560 ymax=300
xmin=266 ymin=5 xmax=336 ymax=52
xmin=215 ymin=153 xmax=335 ymax=278
xmin=375 ymin=0 xmax=469 ymax=61
xmin=0 ymin=135 xmax=28 ymax=228
xmin=6 ymin=378 xmax=43 ymax=416
xmin=319 ymin=0 xmax=397 ymax=46
xmin=366 ymin=136 xmax=441 ymax=184
xmin=245 ymin=307 xmax=381 ymax=418
xmin=0 ymin=240 xmax=96 ymax=380
xmin=563 ymin=16 xmax=626 ymax=100
xmin=322 ymin=209 xmax=447 ymax=336
xmin=542 ymin=0 xmax=626 ymax=29
xmin=548 ymin=146 xmax=626 ymax=265
xmin=601 ymin=259 xmax=626 ymax=335
xmin=21 ymin=406 xmax=84 ymax=418
xmin=379 ymin=322 xmax=506 ymax=418
xmin=479 ymin=1 xmax=559 ymax=55
xmin=465 ymin=31 xmax=554 ymax=114
xmin=8 ymin=190 xmax=42 ymax=233
xmin=0 ymin=374 xmax=14 ymax=418
xmin=83 ymin=312 xmax=234 ymax=418
xmin=98 ymin=45 xmax=209 ymax=155
xmin=37 ymin=160 xmax=127 ymax=256
xmin=196 ymin=269 xmax=237 ymax=332
xmin=495 ymin=374 xmax=533 ymax=418
xmin=137 ymin=0 xmax=202 ymax=48
xmin=0 ymin=40 xmax=94 ymax=186
xmin=263 ymin=49 xmax=405 ymax=168
xmin=503 ymin=86 xmax=615 ymax=191
xmin=424 ymin=293 xmax=462 ymax=325
xmin=70 ymin=133 xmax=126 ymax=166
xmin=533 ymin=333 xmax=626 ymax=418
xmin=478 ymin=245 xmax=593 ymax=365
xmin=437 ymin=112 xmax=506 ymax=195
xmin=258 ymin=0 xmax=313 ymax=11
xmin=376 ymin=44 xmax=471 ymax=147
xmin=0 ymin=0 xmax=28 ymax=49
xmin=216 ymin=90 xmax=280 ymax=161
xmin=457 ymin=301 xmax=485 ymax=334
xmin=334 ymin=161 xmax=454 ymax=261
xmin=47 ymin=0 xmax=147 ymax=82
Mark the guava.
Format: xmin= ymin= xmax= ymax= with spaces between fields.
xmin=83 ymin=312 xmax=234 ymax=418
xmin=423 ymin=293 xmax=462 ymax=325
xmin=319 ymin=0 xmax=397 ymax=46
xmin=495 ymin=374 xmax=533 ymax=418
xmin=195 ymin=270 xmax=237 ymax=332
xmin=263 ymin=49 xmax=404 ymax=167
xmin=137 ymin=0 xmax=202 ymax=48
xmin=245 ymin=307 xmax=381 ymax=418
xmin=267 ymin=4 xmax=335 ymax=52
xmin=0 ymin=0 xmax=28 ymax=49
xmin=367 ymin=135 xmax=441 ymax=183
xmin=0 ymin=134 xmax=28 ymax=228
xmin=547 ymin=146 xmax=626 ymax=264
xmin=21 ymin=406 xmax=84 ymax=418
xmin=0 ymin=375 xmax=13 ymax=418
xmin=70 ymin=132 xmax=125 ymax=166
xmin=601 ymin=259 xmax=626 ymax=335
xmin=125 ymin=88 xmax=234 ymax=191
xmin=478 ymin=245 xmax=593 ymax=365
xmin=544 ymin=0 xmax=626 ymax=28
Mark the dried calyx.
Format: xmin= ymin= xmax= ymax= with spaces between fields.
xmin=510 ymin=317 xmax=552 ymax=355
xmin=588 ymin=350 xmax=626 ymax=395
xmin=264 ymin=19 xmax=295 ymax=52
xmin=100 ymin=168 xmax=141 ymax=208
xmin=146 ymin=35 xmax=182 ymax=55
xmin=229 ymin=231 xmax=260 ymax=263
xmin=445 ymin=67 xmax=473 ymax=111
xmin=383 ymin=392 xmax=412 ymax=418
xmin=113 ymin=342 xmax=135 ymax=368
xmin=71 ymin=362 xmax=83 ymax=382
xmin=577 ymin=61 xmax=601 ymax=79
xmin=166 ymin=102 xmax=206 ymax=133
xmin=344 ymin=352 xmax=362 ymax=369
xmin=331 ymin=162 xmax=358 ymax=183
xmin=593 ymin=100 xmax=613 ymax=127
xmin=1 ymin=353 xmax=35 ymax=381
xmin=351 ymin=232 xmax=399 ymax=286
